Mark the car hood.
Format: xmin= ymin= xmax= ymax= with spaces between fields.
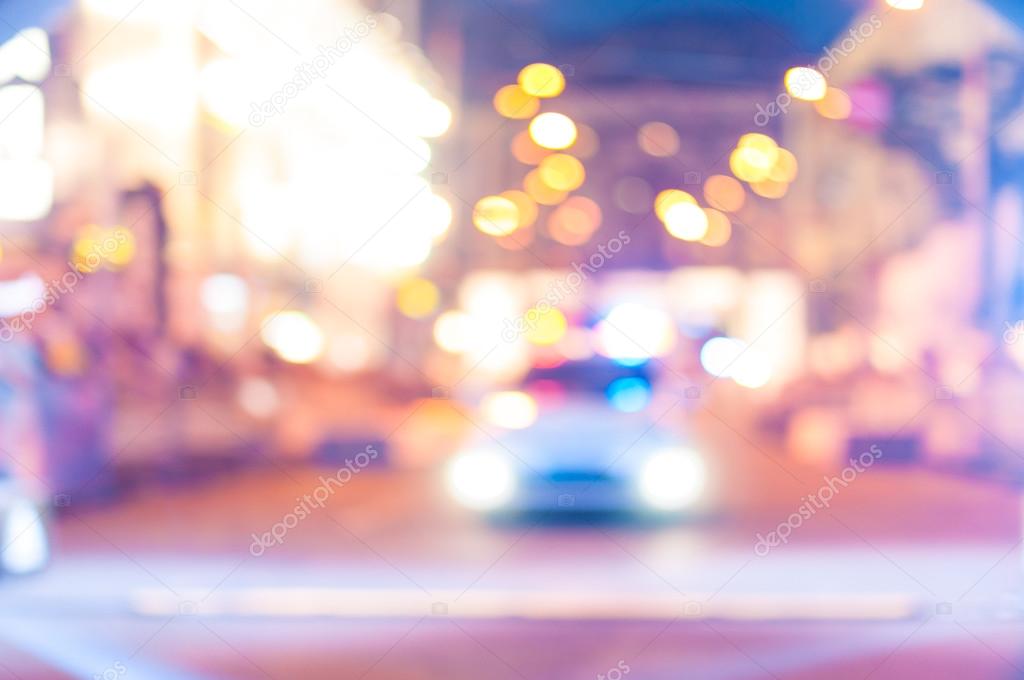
xmin=475 ymin=398 xmax=681 ymax=475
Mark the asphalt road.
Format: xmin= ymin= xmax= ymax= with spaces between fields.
xmin=2 ymin=454 xmax=1024 ymax=679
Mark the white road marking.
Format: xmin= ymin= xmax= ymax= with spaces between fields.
xmin=131 ymin=587 xmax=924 ymax=621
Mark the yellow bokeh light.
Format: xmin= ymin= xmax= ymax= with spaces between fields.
xmin=538 ymin=153 xmax=586 ymax=192
xmin=548 ymin=196 xmax=601 ymax=246
xmin=525 ymin=306 xmax=568 ymax=345
xmin=473 ymin=195 xmax=520 ymax=236
xmin=815 ymin=87 xmax=852 ymax=120
xmin=511 ymin=130 xmax=550 ymax=165
xmin=664 ymin=202 xmax=709 ymax=241
xmin=46 ymin=337 xmax=86 ymax=376
xmin=396 ymin=278 xmax=440 ymax=319
xmin=784 ymin=67 xmax=827 ymax=102
xmin=547 ymin=223 xmax=589 ymax=246
xmin=750 ymin=179 xmax=789 ymax=199
xmin=500 ymin=189 xmax=538 ymax=229
xmin=529 ymin=112 xmax=577 ymax=150
xmin=769 ymin=148 xmax=799 ymax=183
xmin=493 ymin=84 xmax=540 ymax=119
xmin=637 ymin=121 xmax=679 ymax=157
xmin=105 ymin=229 xmax=136 ymax=268
xmin=518 ymin=63 xmax=565 ymax=99
xmin=730 ymin=146 xmax=773 ymax=183
xmin=738 ymin=133 xmax=779 ymax=162
xmin=703 ymin=174 xmax=746 ymax=213
xmin=654 ymin=189 xmax=697 ymax=221
xmin=524 ymin=169 xmax=568 ymax=205
xmin=72 ymin=238 xmax=100 ymax=273
xmin=72 ymin=226 xmax=135 ymax=272
xmin=565 ymin=195 xmax=601 ymax=224
xmin=700 ymin=208 xmax=732 ymax=247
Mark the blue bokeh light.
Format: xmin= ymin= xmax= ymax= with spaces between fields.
xmin=606 ymin=377 xmax=652 ymax=412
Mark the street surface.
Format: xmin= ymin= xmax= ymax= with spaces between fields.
xmin=2 ymin=443 xmax=1023 ymax=679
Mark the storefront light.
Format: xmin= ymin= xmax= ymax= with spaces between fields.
xmin=260 ymin=310 xmax=326 ymax=365
xmin=0 ymin=160 xmax=52 ymax=221
xmin=0 ymin=28 xmax=49 ymax=83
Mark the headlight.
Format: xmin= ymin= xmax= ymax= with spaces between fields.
xmin=638 ymin=448 xmax=706 ymax=511
xmin=1 ymin=499 xmax=49 ymax=574
xmin=446 ymin=450 xmax=516 ymax=511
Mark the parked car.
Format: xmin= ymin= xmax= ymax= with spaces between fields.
xmin=0 ymin=474 xmax=49 ymax=575
xmin=0 ymin=327 xmax=51 ymax=575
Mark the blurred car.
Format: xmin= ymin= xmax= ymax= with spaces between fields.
xmin=0 ymin=335 xmax=50 ymax=576
xmin=446 ymin=358 xmax=709 ymax=515
xmin=0 ymin=474 xmax=49 ymax=575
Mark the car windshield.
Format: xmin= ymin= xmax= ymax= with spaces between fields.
xmin=523 ymin=360 xmax=653 ymax=397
